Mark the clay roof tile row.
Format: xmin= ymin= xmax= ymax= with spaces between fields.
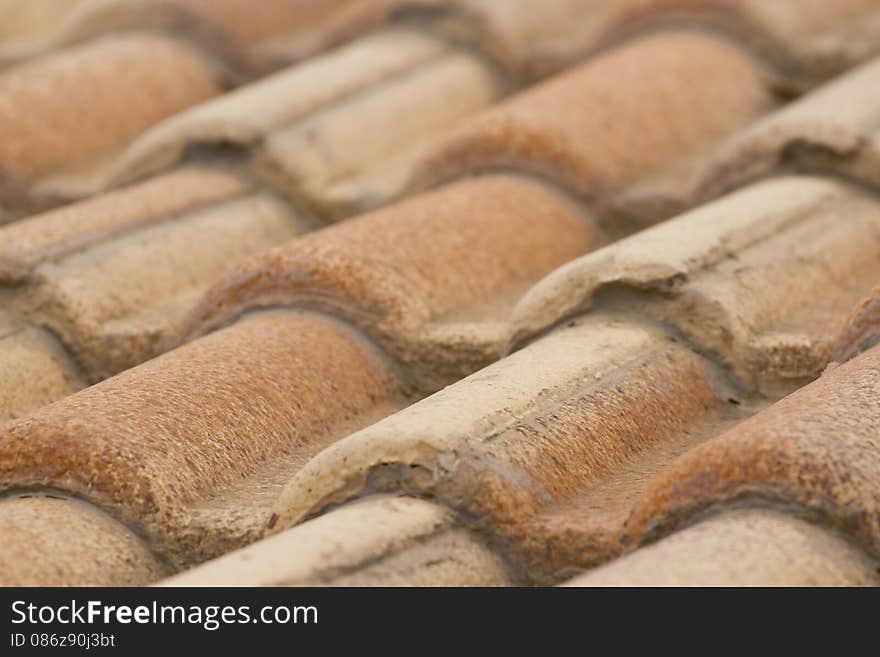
xmin=2 ymin=1 xmax=880 ymax=587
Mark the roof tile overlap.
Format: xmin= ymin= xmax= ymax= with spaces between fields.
xmin=510 ymin=176 xmax=880 ymax=393
xmin=108 ymin=28 xmax=451 ymax=191
xmin=0 ymin=495 xmax=168 ymax=586
xmin=622 ymin=343 xmax=880 ymax=558
xmin=409 ymin=31 xmax=774 ymax=228
xmin=261 ymin=175 xmax=880 ymax=583
xmin=28 ymin=191 xmax=304 ymax=380
xmin=701 ymin=55 xmax=880 ymax=199
xmin=0 ymin=167 xmax=246 ymax=283
xmin=0 ymin=311 xmax=399 ymax=568
xmin=0 ymin=32 xmax=223 ymax=218
xmin=162 ymin=495 xmax=512 ymax=586
xmin=184 ymin=174 xmax=593 ymax=393
xmin=2 ymin=1 xmax=880 ymax=588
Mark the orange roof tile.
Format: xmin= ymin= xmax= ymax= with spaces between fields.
xmin=2 ymin=2 xmax=880 ymax=588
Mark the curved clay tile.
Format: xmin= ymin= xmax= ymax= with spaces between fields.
xmin=0 ymin=33 xmax=222 ymax=214
xmin=700 ymin=55 xmax=880 ymax=199
xmin=409 ymin=31 xmax=773 ymax=224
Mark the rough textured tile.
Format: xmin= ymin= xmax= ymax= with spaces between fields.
xmin=829 ymin=283 xmax=880 ymax=365
xmin=109 ymin=28 xmax=447 ymax=188
xmin=0 ymin=311 xmax=399 ymax=569
xmin=701 ymin=56 xmax=880 ymax=199
xmin=0 ymin=494 xmax=169 ymax=586
xmin=564 ymin=509 xmax=880 ymax=587
xmin=26 ymin=193 xmax=302 ymax=381
xmin=328 ymin=528 xmax=510 ymax=586
xmin=624 ymin=344 xmax=880 ymax=562
xmin=271 ymin=314 xmax=735 ymax=582
xmin=409 ymin=31 xmax=774 ymax=230
xmin=0 ymin=168 xmax=245 ymax=283
xmin=0 ymin=324 xmax=86 ymax=423
xmin=0 ymin=33 xmax=222 ymax=214
xmin=511 ymin=176 xmax=880 ymax=394
xmin=162 ymin=496 xmax=511 ymax=587
xmin=258 ymin=50 xmax=502 ymax=220
xmin=271 ymin=174 xmax=880 ymax=581
xmin=184 ymin=175 xmax=594 ymax=394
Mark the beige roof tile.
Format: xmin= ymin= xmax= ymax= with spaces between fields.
xmin=108 ymin=28 xmax=448 ymax=188
xmin=0 ymin=0 xmax=83 ymax=42
xmin=700 ymin=55 xmax=880 ymax=199
xmin=0 ymin=167 xmax=245 ymax=283
xmin=271 ymin=313 xmax=733 ymax=582
xmin=160 ymin=0 xmax=362 ymax=53
xmin=26 ymin=192 xmax=303 ymax=380
xmin=563 ymin=509 xmax=880 ymax=587
xmin=511 ymin=176 xmax=880 ymax=394
xmin=257 ymin=49 xmax=503 ymax=220
xmin=162 ymin=496 xmax=511 ymax=587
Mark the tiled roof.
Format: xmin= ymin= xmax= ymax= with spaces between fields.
xmin=0 ymin=0 xmax=374 ymax=71
xmin=1 ymin=1 xmax=880 ymax=587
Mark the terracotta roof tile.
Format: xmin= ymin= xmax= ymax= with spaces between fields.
xmin=600 ymin=0 xmax=880 ymax=89
xmin=410 ymin=31 xmax=774 ymax=228
xmin=563 ymin=509 xmax=880 ymax=587
xmin=163 ymin=496 xmax=512 ymax=586
xmin=0 ymin=322 xmax=85 ymax=424
xmin=0 ymin=311 xmax=399 ymax=569
xmin=3 ymin=3 xmax=880 ymax=588
xmin=261 ymin=175 xmax=880 ymax=583
xmin=0 ymin=494 xmax=168 ymax=586
xmin=0 ymin=33 xmax=223 ymax=216
xmin=557 ymin=339 xmax=880 ymax=585
xmin=621 ymin=343 xmax=880 ymax=558
xmin=185 ymin=175 xmax=593 ymax=393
